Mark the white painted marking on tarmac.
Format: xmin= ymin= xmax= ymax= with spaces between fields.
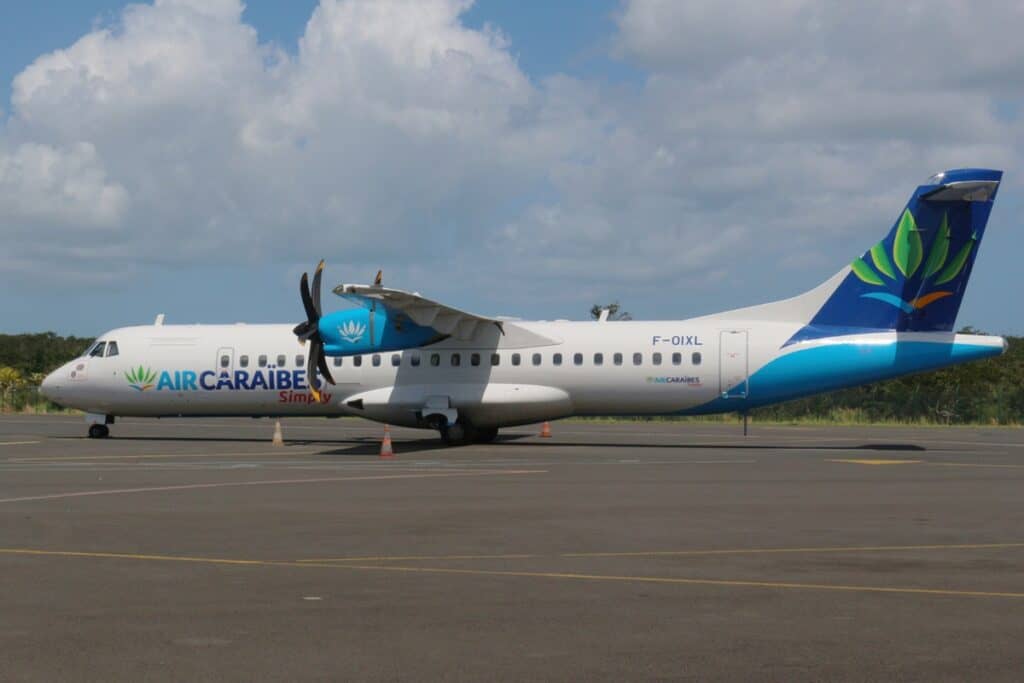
xmin=303 ymin=596 xmax=323 ymax=601
xmin=0 ymin=441 xmax=40 ymax=446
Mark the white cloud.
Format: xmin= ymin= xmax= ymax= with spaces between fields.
xmin=1 ymin=0 xmax=1021 ymax=320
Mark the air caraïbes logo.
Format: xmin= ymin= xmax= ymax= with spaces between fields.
xmin=338 ymin=320 xmax=367 ymax=343
xmin=850 ymin=209 xmax=975 ymax=313
xmin=125 ymin=366 xmax=157 ymax=391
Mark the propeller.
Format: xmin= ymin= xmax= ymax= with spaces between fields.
xmin=293 ymin=260 xmax=335 ymax=402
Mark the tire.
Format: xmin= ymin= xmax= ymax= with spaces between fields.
xmin=88 ymin=424 xmax=109 ymax=439
xmin=440 ymin=423 xmax=466 ymax=444
xmin=472 ymin=427 xmax=499 ymax=443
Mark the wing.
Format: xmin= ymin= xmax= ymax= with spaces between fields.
xmin=333 ymin=283 xmax=505 ymax=341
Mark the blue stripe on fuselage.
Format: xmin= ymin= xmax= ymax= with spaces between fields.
xmin=681 ymin=339 xmax=1003 ymax=415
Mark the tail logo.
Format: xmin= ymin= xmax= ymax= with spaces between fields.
xmin=850 ymin=209 xmax=975 ymax=312
xmin=338 ymin=320 xmax=367 ymax=344
xmin=125 ymin=366 xmax=158 ymax=391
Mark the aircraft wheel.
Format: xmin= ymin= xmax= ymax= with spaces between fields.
xmin=472 ymin=427 xmax=499 ymax=443
xmin=88 ymin=424 xmax=110 ymax=439
xmin=440 ymin=423 xmax=465 ymax=445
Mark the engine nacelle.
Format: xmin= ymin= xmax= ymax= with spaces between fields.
xmin=319 ymin=307 xmax=444 ymax=356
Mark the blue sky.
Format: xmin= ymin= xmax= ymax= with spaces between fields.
xmin=1 ymin=0 xmax=1021 ymax=337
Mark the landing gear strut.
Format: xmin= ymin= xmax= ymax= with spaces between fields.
xmin=88 ymin=424 xmax=110 ymax=439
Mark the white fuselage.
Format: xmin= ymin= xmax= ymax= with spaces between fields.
xmin=40 ymin=316 xmax=1006 ymax=430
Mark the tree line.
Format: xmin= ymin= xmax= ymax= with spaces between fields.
xmin=1 ymin=330 xmax=1021 ymax=424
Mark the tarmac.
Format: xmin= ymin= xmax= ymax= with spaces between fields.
xmin=1 ymin=414 xmax=1023 ymax=681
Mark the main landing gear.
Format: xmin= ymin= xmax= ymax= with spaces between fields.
xmin=88 ymin=424 xmax=110 ymax=439
xmin=438 ymin=420 xmax=499 ymax=445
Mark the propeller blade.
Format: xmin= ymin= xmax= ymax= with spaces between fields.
xmin=299 ymin=271 xmax=318 ymax=325
xmin=311 ymin=260 xmax=324 ymax=317
xmin=307 ymin=342 xmax=323 ymax=403
xmin=316 ymin=346 xmax=335 ymax=385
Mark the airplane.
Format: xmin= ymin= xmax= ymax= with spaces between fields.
xmin=41 ymin=168 xmax=1007 ymax=442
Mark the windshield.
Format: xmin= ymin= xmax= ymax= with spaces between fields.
xmin=88 ymin=341 xmax=107 ymax=357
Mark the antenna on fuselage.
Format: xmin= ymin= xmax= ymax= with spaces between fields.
xmin=154 ymin=313 xmax=165 ymax=326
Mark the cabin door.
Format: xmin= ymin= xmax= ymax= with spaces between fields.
xmin=719 ymin=330 xmax=748 ymax=399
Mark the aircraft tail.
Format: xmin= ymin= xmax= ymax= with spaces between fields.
xmin=787 ymin=168 xmax=1002 ymax=345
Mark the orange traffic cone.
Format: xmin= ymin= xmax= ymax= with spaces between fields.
xmin=539 ymin=421 xmax=552 ymax=438
xmin=379 ymin=424 xmax=394 ymax=458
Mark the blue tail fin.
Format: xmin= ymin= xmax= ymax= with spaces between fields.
xmin=789 ymin=168 xmax=1002 ymax=344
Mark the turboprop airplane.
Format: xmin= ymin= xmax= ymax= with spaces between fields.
xmin=41 ymin=168 xmax=1007 ymax=442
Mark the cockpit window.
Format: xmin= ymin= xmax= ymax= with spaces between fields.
xmin=89 ymin=342 xmax=107 ymax=357
xmin=106 ymin=341 xmax=119 ymax=357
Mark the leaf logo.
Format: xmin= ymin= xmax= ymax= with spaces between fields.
xmin=849 ymin=210 xmax=974 ymax=312
xmin=125 ymin=365 xmax=158 ymax=391
xmin=339 ymin=320 xmax=367 ymax=344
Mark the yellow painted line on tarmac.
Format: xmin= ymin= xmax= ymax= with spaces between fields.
xmin=930 ymin=462 xmax=1024 ymax=470
xmin=11 ymin=449 xmax=325 ymax=463
xmin=828 ymin=458 xmax=923 ymax=465
xmin=0 ymin=548 xmax=272 ymax=566
xmin=301 ymin=553 xmax=542 ymax=563
xmin=301 ymin=542 xmax=1024 ymax=563
xmin=4 ymin=547 xmax=1024 ymax=600
xmin=0 ymin=469 xmax=546 ymax=504
xmin=331 ymin=563 xmax=1024 ymax=599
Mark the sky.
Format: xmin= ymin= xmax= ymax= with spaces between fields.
xmin=1 ymin=0 xmax=1022 ymax=336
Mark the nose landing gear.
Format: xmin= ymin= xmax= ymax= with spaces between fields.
xmin=85 ymin=413 xmax=114 ymax=438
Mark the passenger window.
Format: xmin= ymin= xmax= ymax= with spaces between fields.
xmin=532 ymin=353 xmax=541 ymax=366
xmin=411 ymin=352 xmax=421 ymax=367
xmin=692 ymin=352 xmax=702 ymax=366
xmin=672 ymin=352 xmax=682 ymax=366
xmin=553 ymin=353 xmax=562 ymax=366
xmin=451 ymin=353 xmax=461 ymax=367
xmin=258 ymin=355 xmax=268 ymax=368
xmin=430 ymin=353 xmax=441 ymax=367
xmin=491 ymin=353 xmax=500 ymax=366
xmin=333 ymin=356 xmax=343 ymax=367
xmin=652 ymin=352 xmax=662 ymax=366
xmin=391 ymin=354 xmax=400 ymax=367
xmin=353 ymin=355 xmax=363 ymax=367
xmin=573 ymin=353 xmax=583 ymax=366
xmin=220 ymin=354 xmax=231 ymax=368
xmin=239 ymin=355 xmax=249 ymax=368
xmin=296 ymin=355 xmax=304 ymax=368
xmin=372 ymin=354 xmax=381 ymax=367
xmin=613 ymin=352 xmax=623 ymax=366
xmin=633 ymin=352 xmax=643 ymax=366
xmin=594 ymin=352 xmax=603 ymax=366
xmin=511 ymin=353 xmax=521 ymax=366
xmin=89 ymin=342 xmax=107 ymax=357
xmin=105 ymin=341 xmax=119 ymax=357
xmin=471 ymin=353 xmax=481 ymax=366
xmin=276 ymin=355 xmax=286 ymax=367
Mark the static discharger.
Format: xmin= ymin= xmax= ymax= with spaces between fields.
xmin=380 ymin=424 xmax=394 ymax=458
xmin=272 ymin=420 xmax=284 ymax=447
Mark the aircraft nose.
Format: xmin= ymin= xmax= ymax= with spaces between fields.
xmin=40 ymin=370 xmax=58 ymax=400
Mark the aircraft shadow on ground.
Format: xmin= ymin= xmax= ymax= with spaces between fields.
xmin=52 ymin=434 xmax=926 ymax=455
xmin=315 ymin=437 xmax=927 ymax=456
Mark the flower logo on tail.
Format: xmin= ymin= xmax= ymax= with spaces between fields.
xmin=850 ymin=209 xmax=976 ymax=311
